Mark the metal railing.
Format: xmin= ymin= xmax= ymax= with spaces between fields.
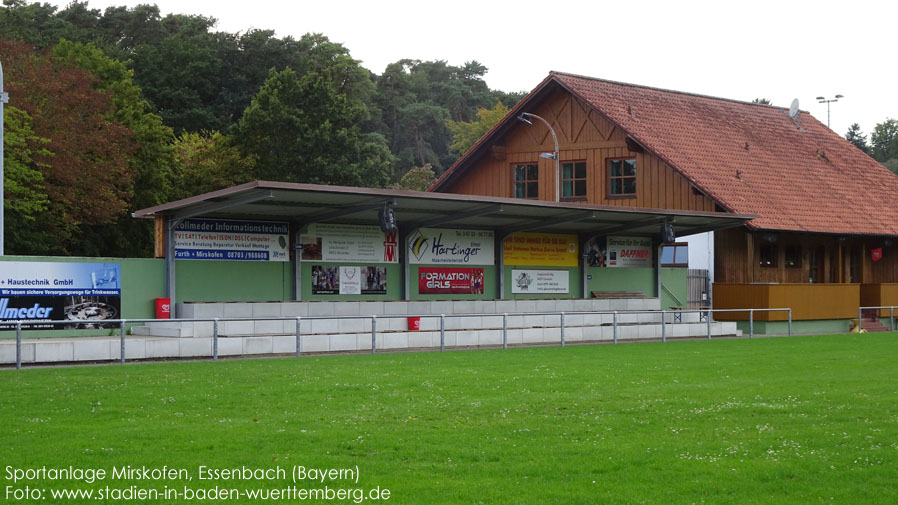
xmin=857 ymin=306 xmax=898 ymax=332
xmin=3 ymin=307 xmax=792 ymax=370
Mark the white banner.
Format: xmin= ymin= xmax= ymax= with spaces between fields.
xmin=299 ymin=224 xmax=399 ymax=264
xmin=408 ymin=228 xmax=494 ymax=265
xmin=511 ymin=270 xmax=569 ymax=294
xmin=174 ymin=218 xmax=289 ymax=261
xmin=606 ymin=236 xmax=653 ymax=268
xmin=339 ymin=266 xmax=362 ymax=295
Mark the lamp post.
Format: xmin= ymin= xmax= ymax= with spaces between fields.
xmin=816 ymin=94 xmax=843 ymax=128
xmin=516 ymin=112 xmax=560 ymax=202
xmin=0 ymin=58 xmax=7 ymax=256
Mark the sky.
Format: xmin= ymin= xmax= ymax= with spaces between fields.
xmin=49 ymin=0 xmax=897 ymax=139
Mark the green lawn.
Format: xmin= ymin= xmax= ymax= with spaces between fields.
xmin=1 ymin=334 xmax=897 ymax=504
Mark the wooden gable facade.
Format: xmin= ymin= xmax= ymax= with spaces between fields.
xmin=441 ymin=87 xmax=720 ymax=213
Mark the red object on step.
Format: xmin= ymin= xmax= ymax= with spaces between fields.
xmin=155 ymin=298 xmax=171 ymax=319
xmin=407 ymin=317 xmax=421 ymax=331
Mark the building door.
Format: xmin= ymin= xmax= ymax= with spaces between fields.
xmin=809 ymin=246 xmax=825 ymax=283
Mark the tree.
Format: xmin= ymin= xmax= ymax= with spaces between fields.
xmin=232 ymin=68 xmax=393 ymax=187
xmin=752 ymin=98 xmax=772 ymax=105
xmin=3 ymin=106 xmax=52 ymax=253
xmin=844 ymin=123 xmax=869 ymax=154
xmin=870 ymin=118 xmax=898 ymax=167
xmin=169 ymin=131 xmax=256 ymax=201
xmin=391 ymin=164 xmax=436 ymax=191
xmin=52 ymin=40 xmax=176 ymax=256
xmin=1 ymin=37 xmax=136 ymax=254
xmin=447 ymin=101 xmax=509 ymax=156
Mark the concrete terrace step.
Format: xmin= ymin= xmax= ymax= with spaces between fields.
xmin=1 ymin=321 xmax=740 ymax=365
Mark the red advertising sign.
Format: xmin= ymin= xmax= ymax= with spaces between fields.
xmin=872 ymin=247 xmax=883 ymax=262
xmin=419 ymin=267 xmax=485 ymax=294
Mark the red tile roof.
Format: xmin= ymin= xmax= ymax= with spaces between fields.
xmin=434 ymin=71 xmax=898 ymax=236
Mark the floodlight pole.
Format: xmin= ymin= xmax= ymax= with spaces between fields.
xmin=517 ymin=112 xmax=560 ymax=202
xmin=0 ymin=58 xmax=7 ymax=256
xmin=816 ymin=94 xmax=843 ymax=128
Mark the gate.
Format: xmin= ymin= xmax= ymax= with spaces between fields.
xmin=687 ymin=269 xmax=710 ymax=306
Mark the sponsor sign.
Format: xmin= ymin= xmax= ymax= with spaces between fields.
xmin=300 ymin=224 xmax=399 ymax=264
xmin=174 ymin=218 xmax=289 ymax=262
xmin=408 ymin=228 xmax=494 ymax=265
xmin=311 ymin=266 xmax=387 ymax=295
xmin=0 ymin=262 xmax=121 ymax=330
xmin=606 ymin=236 xmax=653 ymax=268
xmin=504 ymin=232 xmax=579 ymax=267
xmin=418 ymin=267 xmax=485 ymax=294
xmin=511 ymin=269 xmax=569 ymax=294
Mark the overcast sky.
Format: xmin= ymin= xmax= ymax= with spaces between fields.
xmin=50 ymin=0 xmax=896 ymax=139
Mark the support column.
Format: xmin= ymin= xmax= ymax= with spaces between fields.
xmin=292 ymin=222 xmax=303 ymax=301
xmin=165 ymin=217 xmax=178 ymax=318
xmin=402 ymin=227 xmax=417 ymax=300
xmin=497 ymin=233 xmax=508 ymax=299
xmin=656 ymin=240 xmax=663 ymax=301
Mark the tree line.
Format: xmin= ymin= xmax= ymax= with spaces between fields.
xmin=0 ymin=1 xmax=523 ymax=257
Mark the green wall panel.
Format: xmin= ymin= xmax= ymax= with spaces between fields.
xmin=660 ymin=268 xmax=688 ymax=309
xmin=177 ymin=260 xmax=292 ymax=303
xmin=586 ymin=267 xmax=654 ymax=297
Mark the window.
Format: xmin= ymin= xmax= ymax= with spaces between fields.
xmin=784 ymin=246 xmax=801 ymax=268
xmin=759 ymin=244 xmax=777 ymax=267
xmin=561 ymin=161 xmax=587 ymax=199
xmin=660 ymin=243 xmax=689 ymax=267
xmin=513 ymin=164 xmax=538 ymax=199
xmin=608 ymin=158 xmax=636 ymax=197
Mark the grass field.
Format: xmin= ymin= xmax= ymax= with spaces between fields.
xmin=1 ymin=333 xmax=897 ymax=504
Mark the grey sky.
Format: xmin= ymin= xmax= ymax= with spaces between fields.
xmin=50 ymin=0 xmax=897 ymax=139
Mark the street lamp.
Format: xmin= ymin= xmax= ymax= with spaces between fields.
xmin=816 ymin=94 xmax=843 ymax=128
xmin=516 ymin=112 xmax=560 ymax=202
xmin=0 ymin=58 xmax=7 ymax=256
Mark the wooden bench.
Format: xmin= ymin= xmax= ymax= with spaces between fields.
xmin=590 ymin=290 xmax=649 ymax=299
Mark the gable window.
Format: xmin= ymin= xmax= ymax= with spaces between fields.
xmin=608 ymin=158 xmax=636 ymax=198
xmin=513 ymin=164 xmax=539 ymax=199
xmin=784 ymin=246 xmax=801 ymax=268
xmin=759 ymin=244 xmax=777 ymax=267
xmin=561 ymin=161 xmax=587 ymax=199
xmin=660 ymin=243 xmax=689 ymax=267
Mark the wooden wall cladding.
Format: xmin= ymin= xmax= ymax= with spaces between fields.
xmin=445 ymin=87 xmax=716 ymax=212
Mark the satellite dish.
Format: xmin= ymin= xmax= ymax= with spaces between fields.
xmin=788 ymin=99 xmax=800 ymax=119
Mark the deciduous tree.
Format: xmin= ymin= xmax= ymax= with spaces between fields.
xmin=447 ymin=101 xmax=509 ymax=156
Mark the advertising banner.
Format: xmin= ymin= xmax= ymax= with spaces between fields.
xmin=606 ymin=236 xmax=653 ymax=268
xmin=0 ymin=262 xmax=121 ymax=330
xmin=418 ymin=267 xmax=485 ymax=294
xmin=408 ymin=228 xmax=494 ymax=265
xmin=510 ymin=269 xmax=569 ymax=294
xmin=300 ymin=224 xmax=399 ymax=264
xmin=504 ymin=232 xmax=579 ymax=267
xmin=174 ymin=218 xmax=289 ymax=261
xmin=311 ymin=266 xmax=388 ymax=295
